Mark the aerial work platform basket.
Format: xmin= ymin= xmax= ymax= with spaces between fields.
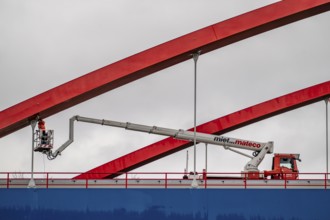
xmin=34 ymin=129 xmax=54 ymax=153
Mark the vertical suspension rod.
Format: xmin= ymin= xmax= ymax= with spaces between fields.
xmin=326 ymin=98 xmax=329 ymax=176
xmin=192 ymin=51 xmax=200 ymax=188
xmin=28 ymin=116 xmax=38 ymax=188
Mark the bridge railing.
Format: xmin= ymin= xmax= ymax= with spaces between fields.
xmin=0 ymin=171 xmax=329 ymax=189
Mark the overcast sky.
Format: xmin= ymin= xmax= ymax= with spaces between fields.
xmin=0 ymin=0 xmax=329 ymax=179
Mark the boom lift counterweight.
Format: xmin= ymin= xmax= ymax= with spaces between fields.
xmin=35 ymin=116 xmax=300 ymax=180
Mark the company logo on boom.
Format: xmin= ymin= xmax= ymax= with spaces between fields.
xmin=234 ymin=140 xmax=261 ymax=148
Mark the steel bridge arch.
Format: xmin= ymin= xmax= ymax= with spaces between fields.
xmin=0 ymin=0 xmax=329 ymax=178
xmin=75 ymin=81 xmax=330 ymax=179
xmin=0 ymin=0 xmax=329 ymax=137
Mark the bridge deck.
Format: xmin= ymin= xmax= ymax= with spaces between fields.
xmin=1 ymin=178 xmax=329 ymax=189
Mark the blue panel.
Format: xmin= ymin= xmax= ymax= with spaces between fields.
xmin=0 ymin=189 xmax=329 ymax=220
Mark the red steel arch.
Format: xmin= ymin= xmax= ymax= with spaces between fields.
xmin=0 ymin=0 xmax=329 ymax=138
xmin=74 ymin=81 xmax=330 ymax=179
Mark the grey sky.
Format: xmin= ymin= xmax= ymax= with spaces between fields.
xmin=0 ymin=1 xmax=329 ymax=178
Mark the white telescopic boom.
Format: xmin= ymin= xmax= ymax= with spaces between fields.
xmin=74 ymin=116 xmax=272 ymax=153
xmin=46 ymin=116 xmax=274 ymax=172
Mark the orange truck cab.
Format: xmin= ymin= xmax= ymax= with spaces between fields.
xmin=265 ymin=154 xmax=300 ymax=180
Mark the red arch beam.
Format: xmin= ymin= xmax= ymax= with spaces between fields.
xmin=74 ymin=81 xmax=330 ymax=179
xmin=1 ymin=0 xmax=329 ymax=138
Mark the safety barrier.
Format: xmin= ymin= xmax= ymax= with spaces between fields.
xmin=0 ymin=171 xmax=329 ymax=189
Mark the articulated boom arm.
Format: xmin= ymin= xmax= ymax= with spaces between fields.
xmin=44 ymin=116 xmax=274 ymax=172
xmin=79 ymin=116 xmax=273 ymax=151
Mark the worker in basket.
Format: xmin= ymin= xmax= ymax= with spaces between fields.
xmin=38 ymin=119 xmax=48 ymax=145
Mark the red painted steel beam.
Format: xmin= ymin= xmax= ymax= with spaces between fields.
xmin=74 ymin=81 xmax=330 ymax=179
xmin=1 ymin=0 xmax=329 ymax=138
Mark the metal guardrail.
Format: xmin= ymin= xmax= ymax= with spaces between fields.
xmin=0 ymin=172 xmax=329 ymax=189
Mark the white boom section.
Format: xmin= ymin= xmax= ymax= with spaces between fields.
xmin=46 ymin=116 xmax=274 ymax=172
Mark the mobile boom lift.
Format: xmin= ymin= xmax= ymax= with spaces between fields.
xmin=34 ymin=116 xmax=300 ymax=180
